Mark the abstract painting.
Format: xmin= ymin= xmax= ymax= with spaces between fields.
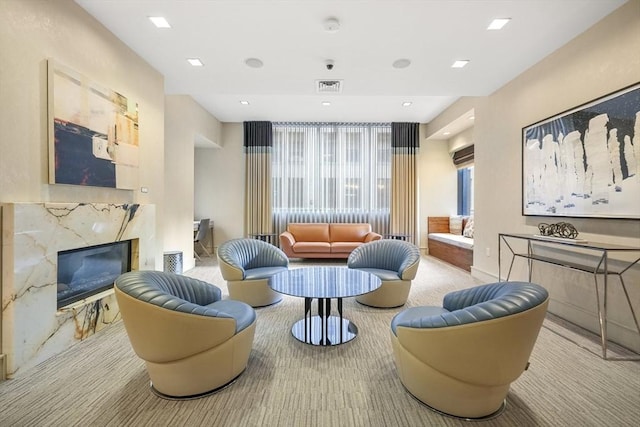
xmin=48 ymin=60 xmax=139 ymax=189
xmin=522 ymin=83 xmax=639 ymax=219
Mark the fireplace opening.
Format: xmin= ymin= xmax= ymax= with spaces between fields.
xmin=57 ymin=240 xmax=132 ymax=309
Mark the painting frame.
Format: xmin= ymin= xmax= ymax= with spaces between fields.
xmin=47 ymin=59 xmax=140 ymax=190
xmin=522 ymin=83 xmax=640 ymax=219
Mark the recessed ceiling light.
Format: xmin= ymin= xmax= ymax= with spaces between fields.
xmin=488 ymin=18 xmax=511 ymax=30
xmin=402 ymin=102 xmax=412 ymax=107
xmin=321 ymin=101 xmax=331 ymax=106
xmin=148 ymin=16 xmax=171 ymax=28
xmin=451 ymin=60 xmax=470 ymax=68
xmin=245 ymin=58 xmax=264 ymax=68
xmin=443 ymin=131 xmax=451 ymax=136
xmin=240 ymin=100 xmax=250 ymax=105
xmin=392 ymin=59 xmax=411 ymax=69
xmin=187 ymin=58 xmax=203 ymax=66
xmin=469 ymin=116 xmax=475 ymax=120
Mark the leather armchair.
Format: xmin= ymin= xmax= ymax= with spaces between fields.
xmin=114 ymin=271 xmax=256 ymax=399
xmin=390 ymin=281 xmax=549 ymax=419
xmin=347 ymin=239 xmax=421 ymax=307
xmin=217 ymin=238 xmax=289 ymax=307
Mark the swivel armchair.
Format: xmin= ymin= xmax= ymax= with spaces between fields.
xmin=390 ymin=281 xmax=549 ymax=419
xmin=347 ymin=239 xmax=421 ymax=308
xmin=217 ymin=238 xmax=289 ymax=307
xmin=114 ymin=271 xmax=256 ymax=399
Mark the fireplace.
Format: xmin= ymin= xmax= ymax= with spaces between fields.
xmin=57 ymin=240 xmax=132 ymax=309
xmin=1 ymin=202 xmax=156 ymax=378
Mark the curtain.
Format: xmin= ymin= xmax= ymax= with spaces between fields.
xmin=244 ymin=121 xmax=273 ymax=236
xmin=390 ymin=122 xmax=419 ymax=244
xmin=271 ymin=122 xmax=391 ymax=237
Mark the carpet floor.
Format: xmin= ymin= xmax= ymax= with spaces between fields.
xmin=0 ymin=255 xmax=638 ymax=427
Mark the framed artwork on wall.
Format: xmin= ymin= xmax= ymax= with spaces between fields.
xmin=522 ymin=83 xmax=639 ymax=219
xmin=47 ymin=60 xmax=139 ymax=190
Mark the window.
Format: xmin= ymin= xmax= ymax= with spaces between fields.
xmin=453 ymin=145 xmax=474 ymax=216
xmin=457 ymin=165 xmax=474 ymax=216
xmin=272 ymin=122 xmax=391 ymax=219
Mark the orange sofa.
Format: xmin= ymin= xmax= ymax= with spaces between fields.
xmin=279 ymin=223 xmax=382 ymax=259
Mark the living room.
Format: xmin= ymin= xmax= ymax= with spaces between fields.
xmin=0 ymin=0 xmax=639 ymax=425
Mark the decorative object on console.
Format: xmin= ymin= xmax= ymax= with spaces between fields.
xmin=522 ymin=83 xmax=639 ymax=219
xmin=48 ymin=60 xmax=140 ymax=189
xmin=537 ymin=222 xmax=579 ymax=239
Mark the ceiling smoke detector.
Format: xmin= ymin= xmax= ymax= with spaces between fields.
xmin=316 ymin=80 xmax=343 ymax=93
xmin=323 ymin=17 xmax=340 ymax=33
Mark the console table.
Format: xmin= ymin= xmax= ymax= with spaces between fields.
xmin=498 ymin=233 xmax=640 ymax=360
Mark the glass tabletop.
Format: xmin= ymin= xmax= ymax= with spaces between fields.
xmin=269 ymin=267 xmax=381 ymax=299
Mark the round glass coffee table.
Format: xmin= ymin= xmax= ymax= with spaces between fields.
xmin=269 ymin=267 xmax=382 ymax=346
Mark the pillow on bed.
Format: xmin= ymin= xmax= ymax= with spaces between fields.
xmin=449 ymin=216 xmax=463 ymax=235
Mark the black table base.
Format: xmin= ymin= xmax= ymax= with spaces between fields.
xmin=290 ymin=297 xmax=358 ymax=346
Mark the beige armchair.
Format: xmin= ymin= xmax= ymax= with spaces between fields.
xmin=347 ymin=239 xmax=421 ymax=308
xmin=217 ymin=238 xmax=289 ymax=307
xmin=114 ymin=271 xmax=256 ymax=399
xmin=390 ymin=281 xmax=549 ymax=419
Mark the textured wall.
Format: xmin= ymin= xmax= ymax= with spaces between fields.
xmin=0 ymin=0 xmax=165 ymax=269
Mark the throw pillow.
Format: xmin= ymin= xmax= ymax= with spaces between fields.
xmin=463 ymin=217 xmax=474 ymax=238
xmin=449 ymin=216 xmax=463 ymax=235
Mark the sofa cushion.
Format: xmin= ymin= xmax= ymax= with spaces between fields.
xmin=331 ymin=242 xmax=363 ymax=253
xmin=449 ymin=216 xmax=464 ymax=235
xmin=288 ymin=223 xmax=330 ymax=242
xmin=293 ymin=242 xmax=331 ymax=253
xmin=463 ymin=217 xmax=474 ymax=238
xmin=329 ymin=223 xmax=372 ymax=242
xmin=428 ymin=233 xmax=474 ymax=250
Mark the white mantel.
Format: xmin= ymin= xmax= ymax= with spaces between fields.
xmin=1 ymin=202 xmax=156 ymax=378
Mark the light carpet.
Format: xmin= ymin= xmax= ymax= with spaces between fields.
xmin=0 ymin=255 xmax=638 ymax=427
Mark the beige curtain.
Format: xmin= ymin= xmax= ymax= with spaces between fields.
xmin=390 ymin=123 xmax=419 ymax=244
xmin=244 ymin=121 xmax=273 ymax=236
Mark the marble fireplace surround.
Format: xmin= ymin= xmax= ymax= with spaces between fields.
xmin=1 ymin=202 xmax=156 ymax=378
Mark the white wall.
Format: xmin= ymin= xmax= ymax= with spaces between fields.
xmin=165 ymin=95 xmax=221 ymax=271
xmin=0 ymin=0 xmax=165 ymax=269
xmin=417 ymin=134 xmax=458 ymax=249
xmin=435 ymin=0 xmax=640 ymax=351
xmin=448 ymin=127 xmax=474 ymax=153
xmin=194 ymin=123 xmax=245 ymax=251
xmin=472 ymin=0 xmax=640 ymax=275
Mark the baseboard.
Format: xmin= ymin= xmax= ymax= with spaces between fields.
xmin=549 ymin=299 xmax=640 ymax=354
xmin=470 ymin=266 xmax=497 ymax=283
xmin=0 ymin=354 xmax=6 ymax=381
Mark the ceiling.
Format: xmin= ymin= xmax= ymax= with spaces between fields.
xmin=75 ymin=0 xmax=626 ymax=126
